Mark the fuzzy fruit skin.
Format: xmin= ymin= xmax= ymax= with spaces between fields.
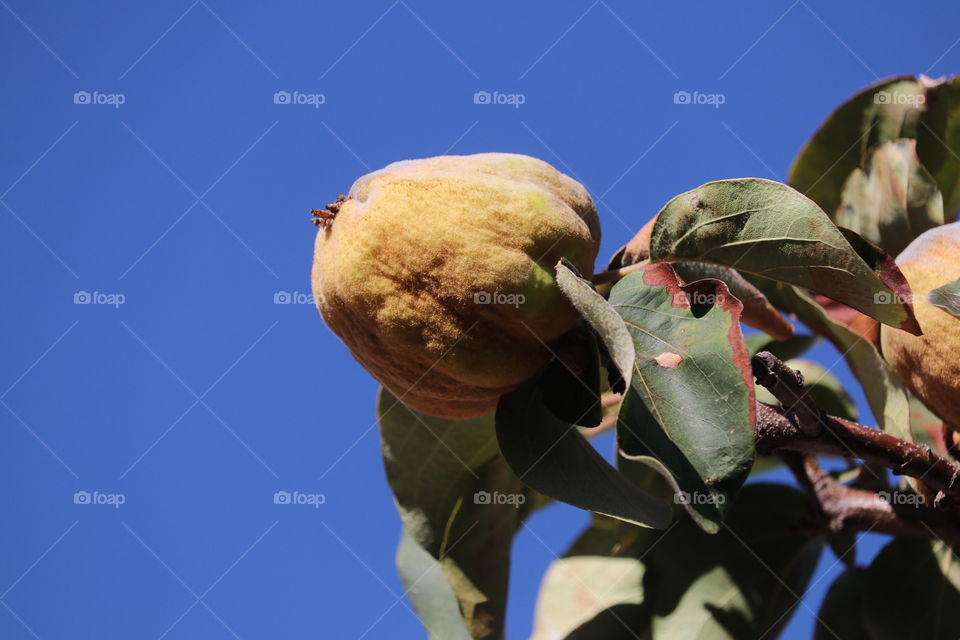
xmin=312 ymin=153 xmax=601 ymax=419
xmin=881 ymin=221 xmax=960 ymax=427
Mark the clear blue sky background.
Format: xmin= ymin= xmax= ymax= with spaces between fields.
xmin=2 ymin=1 xmax=958 ymax=638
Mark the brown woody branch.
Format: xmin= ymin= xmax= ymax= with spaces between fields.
xmin=781 ymin=451 xmax=960 ymax=544
xmin=752 ymin=351 xmax=960 ymax=541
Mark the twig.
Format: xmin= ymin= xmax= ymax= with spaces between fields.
xmin=781 ymin=451 xmax=960 ymax=544
xmin=755 ymin=393 xmax=960 ymax=505
xmin=752 ymin=351 xmax=823 ymax=436
xmin=591 ymin=260 xmax=649 ymax=285
xmin=751 ymin=349 xmax=960 ymax=544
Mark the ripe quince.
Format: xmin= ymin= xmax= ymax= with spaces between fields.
xmin=312 ymin=153 xmax=601 ymax=419
xmin=881 ymin=221 xmax=960 ymax=427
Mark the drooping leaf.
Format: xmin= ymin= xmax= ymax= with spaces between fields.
xmin=540 ymin=330 xmax=603 ymax=428
xmin=671 ymin=261 xmax=794 ymax=340
xmin=609 ymin=263 xmax=755 ymax=532
xmin=837 ymin=138 xmax=944 ymax=256
xmin=745 ymin=332 xmax=819 ymax=361
xmin=380 ymin=389 xmax=520 ymax=639
xmin=753 ymin=358 xmax=858 ymax=422
xmin=826 ymin=531 xmax=858 ymax=569
xmin=930 ymin=276 xmax=960 ymax=319
xmin=649 ymin=178 xmax=920 ymax=333
xmin=396 ymin=531 xmax=473 ymax=640
xmin=863 ymin=538 xmax=960 ymax=640
xmin=814 ymin=569 xmax=870 ymax=640
xmin=917 ymin=76 xmax=960 ymax=220
xmin=775 ymin=285 xmax=911 ymax=440
xmin=555 ymin=260 xmax=636 ymax=391
xmin=531 ymin=518 xmax=652 ymax=640
xmin=646 ymin=484 xmax=824 ymax=640
xmin=788 ymin=75 xmax=925 ymax=217
xmin=496 ymin=376 xmax=672 ymax=529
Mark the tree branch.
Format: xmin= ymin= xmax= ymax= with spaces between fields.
xmin=752 ymin=352 xmax=960 ymax=505
xmin=750 ymin=349 xmax=960 ymax=545
xmin=780 ymin=451 xmax=960 ymax=544
xmin=752 ymin=351 xmax=822 ymax=437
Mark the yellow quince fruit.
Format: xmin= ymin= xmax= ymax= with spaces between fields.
xmin=312 ymin=153 xmax=601 ymax=418
xmin=881 ymin=221 xmax=960 ymax=428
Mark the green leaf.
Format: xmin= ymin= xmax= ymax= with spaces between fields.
xmin=917 ymin=76 xmax=960 ymax=220
xmin=826 ymin=532 xmax=858 ymax=569
xmin=555 ymin=259 xmax=636 ymax=390
xmin=837 ymin=138 xmax=944 ymax=256
xmin=540 ymin=331 xmax=603 ymax=428
xmin=814 ymin=569 xmax=870 ymax=640
xmin=649 ymin=178 xmax=920 ymax=334
xmin=647 ymin=484 xmax=824 ymax=640
xmin=379 ymin=389 xmax=521 ymax=639
xmin=496 ymin=376 xmax=672 ymax=529
xmin=789 ymin=75 xmax=925 ymax=217
xmin=531 ymin=518 xmax=652 ymax=640
xmin=745 ymin=333 xmax=819 ymax=361
xmin=864 ymin=538 xmax=960 ymax=640
xmin=775 ymin=285 xmax=911 ymax=440
xmin=930 ymin=276 xmax=960 ymax=319
xmin=609 ymin=263 xmax=755 ymax=532
xmin=754 ymin=358 xmax=858 ymax=422
xmin=396 ymin=531 xmax=473 ymax=640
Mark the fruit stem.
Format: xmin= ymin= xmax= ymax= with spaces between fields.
xmin=591 ymin=260 xmax=650 ymax=285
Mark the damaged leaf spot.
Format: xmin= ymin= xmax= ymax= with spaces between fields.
xmin=655 ymin=352 xmax=683 ymax=368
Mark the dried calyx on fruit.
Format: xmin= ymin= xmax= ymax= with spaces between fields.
xmin=312 ymin=153 xmax=601 ymax=419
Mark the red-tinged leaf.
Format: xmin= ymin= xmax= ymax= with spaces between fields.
xmin=672 ymin=262 xmax=795 ymax=340
xmin=649 ymin=178 xmax=920 ymax=334
xmin=610 ymin=263 xmax=755 ymax=532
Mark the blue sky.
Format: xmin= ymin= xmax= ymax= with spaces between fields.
xmin=1 ymin=1 xmax=958 ymax=638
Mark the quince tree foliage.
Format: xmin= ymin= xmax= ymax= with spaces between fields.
xmin=312 ymin=75 xmax=960 ymax=640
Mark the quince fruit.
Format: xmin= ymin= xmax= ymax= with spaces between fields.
xmin=312 ymin=153 xmax=601 ymax=419
xmin=881 ymin=221 xmax=960 ymax=427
